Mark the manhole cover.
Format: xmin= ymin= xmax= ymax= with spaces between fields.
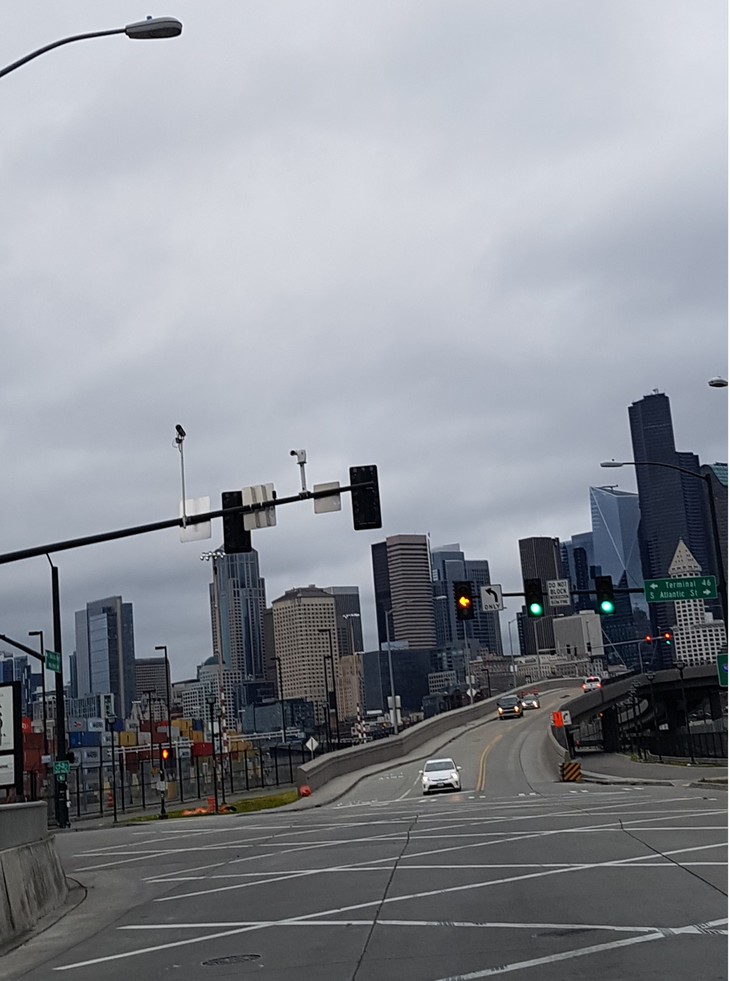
xmin=202 ymin=954 xmax=261 ymax=966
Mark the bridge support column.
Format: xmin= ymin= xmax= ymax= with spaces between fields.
xmin=708 ymin=690 xmax=723 ymax=721
xmin=601 ymin=706 xmax=620 ymax=752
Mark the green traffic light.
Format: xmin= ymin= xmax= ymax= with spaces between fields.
xmin=600 ymin=600 xmax=615 ymax=614
xmin=528 ymin=602 xmax=543 ymax=617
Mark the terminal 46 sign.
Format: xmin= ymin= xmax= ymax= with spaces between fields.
xmin=644 ymin=576 xmax=717 ymax=603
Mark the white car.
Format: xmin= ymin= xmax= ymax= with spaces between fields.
xmin=582 ymin=676 xmax=602 ymax=692
xmin=420 ymin=757 xmax=462 ymax=795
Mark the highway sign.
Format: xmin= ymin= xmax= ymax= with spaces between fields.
xmin=53 ymin=760 xmax=70 ymax=775
xmin=644 ymin=576 xmax=717 ymax=603
xmin=717 ymin=653 xmax=728 ymax=688
xmin=561 ymin=710 xmax=572 ymax=726
xmin=45 ymin=650 xmax=62 ymax=673
xmin=305 ymin=736 xmax=319 ymax=753
xmin=547 ymin=579 xmax=572 ymax=608
xmin=480 ymin=584 xmax=503 ymax=612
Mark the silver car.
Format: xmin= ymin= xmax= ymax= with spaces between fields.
xmin=420 ymin=757 xmax=462 ymax=795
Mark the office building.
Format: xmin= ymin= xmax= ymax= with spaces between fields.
xmin=628 ymin=391 xmax=727 ymax=629
xmin=518 ymin=537 xmax=565 ymax=656
xmin=74 ymin=596 xmax=136 ymax=719
xmin=560 ymin=532 xmax=595 ymax=614
xmin=208 ymin=549 xmax=267 ymax=686
xmin=371 ymin=535 xmax=436 ymax=649
xmin=271 ymin=586 xmax=339 ymax=725
xmin=323 ymin=586 xmax=364 ymax=656
xmin=431 ymin=544 xmax=503 ymax=654
xmin=135 ymin=658 xmax=169 ymax=705
xmin=668 ymin=540 xmax=726 ymax=669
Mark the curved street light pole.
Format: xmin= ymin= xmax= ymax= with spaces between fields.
xmin=0 ymin=17 xmax=182 ymax=79
xmin=601 ymin=460 xmax=728 ymax=628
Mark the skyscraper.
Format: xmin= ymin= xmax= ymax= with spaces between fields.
xmin=271 ymin=586 xmax=338 ymax=726
xmin=560 ymin=532 xmax=595 ymax=614
xmin=668 ymin=540 xmax=726 ymax=669
xmin=323 ymin=586 xmax=364 ymax=656
xmin=208 ymin=549 xmax=267 ymax=684
xmin=629 ymin=391 xmax=726 ymax=629
xmin=431 ymin=544 xmax=502 ymax=654
xmin=371 ymin=535 xmax=436 ymax=649
xmin=590 ymin=487 xmax=645 ymax=606
xmin=74 ymin=596 xmax=136 ymax=718
xmin=518 ymin=537 xmax=564 ymax=656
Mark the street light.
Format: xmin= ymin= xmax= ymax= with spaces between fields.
xmin=673 ymin=661 xmax=696 ymax=764
xmin=384 ymin=610 xmax=400 ymax=734
xmin=0 ymin=17 xmax=183 ymax=79
xmin=708 ymin=377 xmax=728 ymax=388
xmin=600 ymin=459 xmax=728 ymax=627
xmin=318 ymin=628 xmax=340 ymax=750
xmin=275 ymin=656 xmax=286 ymax=743
xmin=154 ymin=645 xmax=173 ymax=761
xmin=28 ymin=630 xmax=48 ymax=758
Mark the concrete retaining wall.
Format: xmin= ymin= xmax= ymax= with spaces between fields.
xmin=297 ymin=678 xmax=579 ymax=793
xmin=0 ymin=802 xmax=68 ymax=947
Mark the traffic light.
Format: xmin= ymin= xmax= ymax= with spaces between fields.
xmin=161 ymin=747 xmax=170 ymax=763
xmin=453 ymin=581 xmax=475 ymax=621
xmin=349 ymin=465 xmax=382 ymax=530
xmin=524 ymin=578 xmax=544 ymax=618
xmin=662 ymin=631 xmax=673 ymax=646
xmin=221 ymin=490 xmax=252 ymax=553
xmin=644 ymin=635 xmax=653 ymax=645
xmin=594 ymin=575 xmax=615 ymax=615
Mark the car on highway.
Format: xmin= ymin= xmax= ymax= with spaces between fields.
xmin=497 ymin=695 xmax=524 ymax=720
xmin=520 ymin=691 xmax=540 ymax=710
xmin=582 ymin=676 xmax=603 ymax=692
xmin=420 ymin=757 xmax=462 ymax=794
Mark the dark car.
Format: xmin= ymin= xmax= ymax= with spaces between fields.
xmin=497 ymin=695 xmax=524 ymax=720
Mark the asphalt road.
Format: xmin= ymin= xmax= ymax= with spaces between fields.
xmin=3 ymin=688 xmax=727 ymax=980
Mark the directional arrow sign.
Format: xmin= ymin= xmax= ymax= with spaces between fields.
xmin=644 ymin=576 xmax=717 ymax=603
xmin=480 ymin=584 xmax=503 ymax=612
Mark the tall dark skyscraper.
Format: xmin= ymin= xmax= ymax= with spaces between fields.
xmin=628 ymin=391 xmax=726 ymax=631
xmin=518 ymin=537 xmax=565 ymax=655
xmin=208 ymin=549 xmax=267 ymax=683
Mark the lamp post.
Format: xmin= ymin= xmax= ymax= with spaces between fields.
xmin=154 ymin=645 xmax=173 ymax=761
xmin=275 ymin=656 xmax=286 ymax=743
xmin=28 ymin=630 xmax=48 ymax=758
xmin=507 ymin=618 xmax=517 ymax=679
xmin=600 ymin=460 xmax=728 ymax=628
xmin=46 ymin=555 xmax=69 ymax=828
xmin=0 ymin=17 xmax=182 ymax=79
xmin=105 ymin=715 xmax=118 ymax=824
xmin=384 ymin=610 xmax=399 ymax=734
xmin=645 ymin=671 xmax=663 ymax=762
xmin=674 ymin=661 xmax=695 ymax=764
xmin=206 ymin=694 xmax=219 ymax=813
xmin=319 ymin=628 xmax=340 ymax=750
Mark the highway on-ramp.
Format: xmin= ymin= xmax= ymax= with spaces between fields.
xmin=2 ymin=688 xmax=726 ymax=980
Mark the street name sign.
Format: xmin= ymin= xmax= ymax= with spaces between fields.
xmin=45 ymin=650 xmax=62 ymax=673
xmin=547 ymin=579 xmax=572 ymax=608
xmin=644 ymin=576 xmax=717 ymax=603
xmin=717 ymin=653 xmax=728 ymax=688
xmin=53 ymin=760 xmax=70 ymax=775
xmin=480 ymin=584 xmax=504 ymax=612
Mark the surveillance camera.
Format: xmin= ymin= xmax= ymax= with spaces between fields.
xmin=175 ymin=424 xmax=186 ymax=438
xmin=290 ymin=449 xmax=307 ymax=464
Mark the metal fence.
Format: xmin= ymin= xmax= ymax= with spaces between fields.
xmin=20 ymin=742 xmax=312 ymax=821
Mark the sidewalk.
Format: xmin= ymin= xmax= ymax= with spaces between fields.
xmin=578 ymin=750 xmax=728 ymax=788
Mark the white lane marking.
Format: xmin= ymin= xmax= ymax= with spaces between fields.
xmin=118 ymin=917 xmax=726 ymax=935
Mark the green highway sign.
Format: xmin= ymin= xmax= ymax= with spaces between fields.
xmin=717 ymin=653 xmax=728 ymax=688
xmin=53 ymin=760 xmax=70 ymax=775
xmin=644 ymin=576 xmax=717 ymax=603
xmin=45 ymin=650 xmax=62 ymax=673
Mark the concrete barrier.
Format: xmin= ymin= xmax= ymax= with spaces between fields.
xmin=296 ymin=678 xmax=580 ymax=794
xmin=0 ymin=802 xmax=68 ymax=947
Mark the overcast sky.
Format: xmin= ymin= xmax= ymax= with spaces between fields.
xmin=1 ymin=2 xmax=726 ymax=683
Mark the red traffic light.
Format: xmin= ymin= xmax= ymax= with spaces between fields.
xmin=644 ymin=635 xmax=652 ymax=644
xmin=663 ymin=631 xmax=673 ymax=645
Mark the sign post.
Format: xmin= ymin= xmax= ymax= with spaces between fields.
xmin=717 ymin=653 xmax=728 ymax=688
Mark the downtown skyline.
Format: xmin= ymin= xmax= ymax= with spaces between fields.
xmin=0 ymin=3 xmax=725 ymax=682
